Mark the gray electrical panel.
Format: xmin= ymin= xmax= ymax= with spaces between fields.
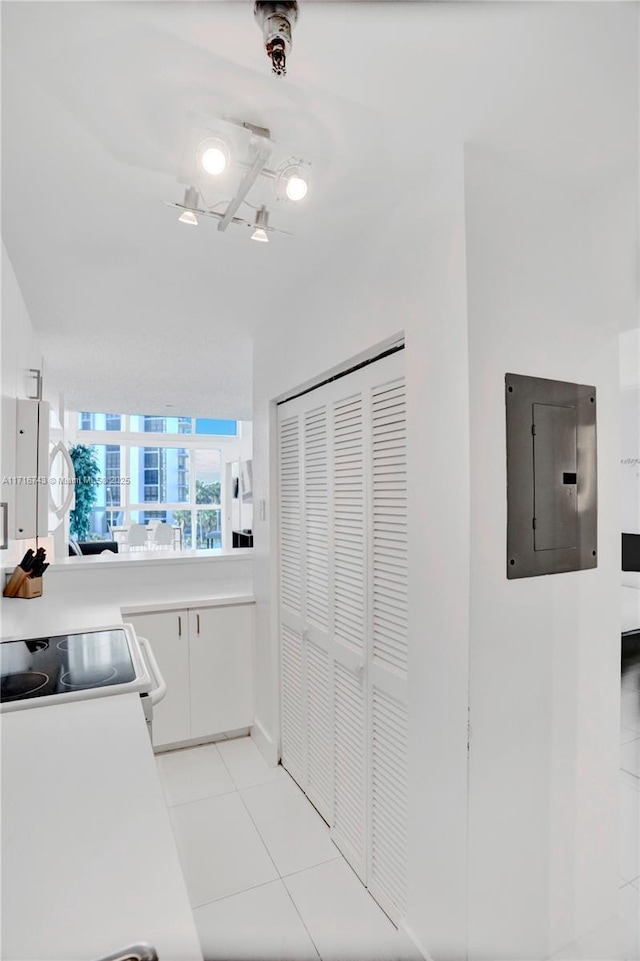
xmin=505 ymin=373 xmax=597 ymax=578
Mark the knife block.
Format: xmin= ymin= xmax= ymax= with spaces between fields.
xmin=16 ymin=576 xmax=42 ymax=599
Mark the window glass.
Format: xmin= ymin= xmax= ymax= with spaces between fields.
xmin=129 ymin=447 xmax=190 ymax=504
xmin=87 ymin=445 xmax=124 ymax=523
xmin=86 ymin=508 xmax=115 ymax=540
xmin=195 ymin=418 xmax=237 ymax=436
xmin=194 ymin=449 xmax=221 ymax=504
xmin=129 ymin=415 xmax=193 ymax=434
xmin=195 ymin=507 xmax=222 ymax=549
xmin=78 ymin=413 xmax=122 ymax=430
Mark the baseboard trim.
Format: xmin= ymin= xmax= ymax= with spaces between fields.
xmin=153 ymin=728 xmax=250 ymax=754
xmin=251 ymin=717 xmax=279 ymax=766
xmin=400 ymin=920 xmax=434 ymax=961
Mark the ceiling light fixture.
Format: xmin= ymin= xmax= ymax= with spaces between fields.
xmin=254 ymin=1 xmax=299 ymax=77
xmin=251 ymin=206 xmax=270 ymax=243
xmin=177 ymin=187 xmax=200 ymax=225
xmin=198 ymin=138 xmax=230 ymax=176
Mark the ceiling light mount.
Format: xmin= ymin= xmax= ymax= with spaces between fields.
xmin=254 ymin=1 xmax=299 ymax=77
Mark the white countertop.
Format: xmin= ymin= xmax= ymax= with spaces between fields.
xmin=1 ymin=693 xmax=203 ymax=961
xmin=1 ymin=588 xmax=255 ymax=640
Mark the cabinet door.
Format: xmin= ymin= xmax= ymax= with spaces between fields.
xmin=127 ymin=611 xmax=190 ymax=747
xmin=188 ymin=605 xmax=254 ymax=738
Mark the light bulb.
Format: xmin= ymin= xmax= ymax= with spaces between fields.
xmin=251 ymin=227 xmax=269 ymax=243
xmin=201 ymin=146 xmax=228 ymax=176
xmin=285 ymin=173 xmax=308 ymax=202
xmin=178 ymin=210 xmax=198 ymax=226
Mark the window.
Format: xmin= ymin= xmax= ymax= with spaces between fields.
xmin=79 ymin=412 xmax=123 ymax=431
xmin=79 ymin=414 xmax=237 ymax=436
xmin=73 ymin=412 xmax=247 ymax=552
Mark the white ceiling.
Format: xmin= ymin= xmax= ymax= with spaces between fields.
xmin=2 ymin=1 xmax=637 ymax=419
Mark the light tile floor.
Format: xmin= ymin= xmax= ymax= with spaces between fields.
xmin=156 ymin=737 xmax=421 ymax=961
xmin=155 ymin=675 xmax=640 ymax=961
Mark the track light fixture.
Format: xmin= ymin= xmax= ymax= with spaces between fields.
xmin=177 ymin=187 xmax=200 ymax=225
xmin=166 ymin=116 xmax=313 ymax=242
xmin=250 ymin=206 xmax=270 ymax=243
xmin=254 ymin=1 xmax=299 ymax=77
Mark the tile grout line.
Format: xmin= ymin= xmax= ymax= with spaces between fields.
xmin=280 ymin=875 xmax=323 ymax=961
xmin=163 ymin=786 xmax=238 ymax=809
xmin=280 ymin=852 xmax=343 ymax=883
xmin=192 ymin=874 xmax=286 ymax=910
xmin=234 ymin=782 xmax=325 ymax=961
xmin=215 ymin=742 xmax=284 ymax=879
xmin=156 ymin=743 xmax=240 ymax=807
xmin=220 ymin=748 xmax=326 ymax=961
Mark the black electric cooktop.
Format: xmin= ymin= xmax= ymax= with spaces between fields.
xmin=0 ymin=630 xmax=136 ymax=703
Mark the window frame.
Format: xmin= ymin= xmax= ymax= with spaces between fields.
xmin=75 ymin=422 xmax=236 ymax=551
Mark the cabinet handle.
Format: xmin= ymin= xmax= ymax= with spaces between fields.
xmin=27 ymin=368 xmax=42 ymax=401
xmin=178 ymin=615 xmax=182 ymax=638
xmin=196 ymin=613 xmax=200 ymax=635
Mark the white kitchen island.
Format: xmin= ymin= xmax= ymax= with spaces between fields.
xmin=1 ymin=692 xmax=204 ymax=961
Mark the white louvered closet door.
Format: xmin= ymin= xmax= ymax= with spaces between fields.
xmin=366 ymin=372 xmax=409 ymax=923
xmin=278 ymin=399 xmax=334 ymax=822
xmin=331 ymin=386 xmax=368 ymax=880
xmin=277 ymin=348 xmax=408 ymax=925
xmin=302 ymin=403 xmax=333 ymax=822
xmin=278 ymin=411 xmax=306 ymax=789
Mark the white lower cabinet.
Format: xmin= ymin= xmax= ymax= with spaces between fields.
xmin=188 ymin=605 xmax=254 ymax=738
xmin=127 ymin=602 xmax=254 ymax=749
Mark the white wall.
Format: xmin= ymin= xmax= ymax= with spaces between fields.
xmin=620 ymin=330 xmax=640 ymax=535
xmin=250 ymin=3 xmax=638 ymax=955
xmin=1 ymin=242 xmax=46 ymax=564
xmin=252 ymin=150 xmax=472 ymax=958
xmin=464 ymin=147 xmax=633 ymax=959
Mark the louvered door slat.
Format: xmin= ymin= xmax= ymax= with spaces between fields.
xmin=306 ymin=640 xmax=332 ymax=821
xmin=333 ymin=661 xmax=366 ymax=877
xmin=305 ymin=407 xmax=329 ymax=631
xmin=370 ymin=687 xmax=408 ymax=920
xmin=279 ymin=415 xmax=302 ymax=615
xmin=333 ymin=393 xmax=365 ymax=652
xmin=371 ymin=378 xmax=408 ymax=675
xmin=281 ymin=625 xmax=305 ymax=786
